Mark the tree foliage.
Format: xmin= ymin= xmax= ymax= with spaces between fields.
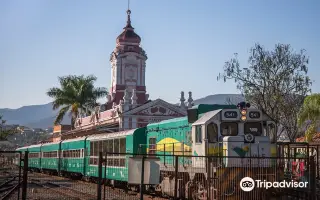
xmin=218 ymin=43 xmax=312 ymax=142
xmin=0 ymin=115 xmax=18 ymax=141
xmin=298 ymin=93 xmax=320 ymax=141
xmin=47 ymin=75 xmax=108 ymax=128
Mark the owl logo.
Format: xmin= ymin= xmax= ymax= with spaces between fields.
xmin=232 ymin=145 xmax=250 ymax=157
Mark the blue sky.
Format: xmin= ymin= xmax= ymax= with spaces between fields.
xmin=0 ymin=0 xmax=319 ymax=109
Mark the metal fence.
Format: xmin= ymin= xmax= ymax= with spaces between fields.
xmin=1 ymin=150 xmax=319 ymax=200
xmin=97 ymin=152 xmax=319 ymax=200
xmin=0 ymin=151 xmax=27 ymax=200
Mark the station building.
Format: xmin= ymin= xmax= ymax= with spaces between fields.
xmin=53 ymin=9 xmax=194 ymax=141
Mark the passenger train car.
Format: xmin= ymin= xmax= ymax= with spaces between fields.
xmin=16 ymin=103 xmax=278 ymax=198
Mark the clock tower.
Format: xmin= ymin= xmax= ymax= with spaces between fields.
xmin=106 ymin=9 xmax=148 ymax=109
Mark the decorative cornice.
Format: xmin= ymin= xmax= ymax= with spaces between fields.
xmin=123 ymin=98 xmax=187 ymax=116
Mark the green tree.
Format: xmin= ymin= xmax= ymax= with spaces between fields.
xmin=298 ymin=93 xmax=320 ymax=141
xmin=47 ymin=75 xmax=108 ymax=128
xmin=218 ymin=43 xmax=312 ymax=142
xmin=0 ymin=115 xmax=17 ymax=141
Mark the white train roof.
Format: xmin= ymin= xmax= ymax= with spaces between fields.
xmin=26 ymin=144 xmax=42 ymax=148
xmin=87 ymin=129 xmax=135 ymax=141
xmin=61 ymin=136 xmax=87 ymax=143
xmin=192 ymin=109 xmax=222 ymax=126
xmin=41 ymin=141 xmax=61 ymax=146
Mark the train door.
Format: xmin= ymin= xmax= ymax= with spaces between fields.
xmin=207 ymin=123 xmax=219 ymax=156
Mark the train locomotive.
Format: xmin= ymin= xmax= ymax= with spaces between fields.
xmin=15 ymin=103 xmax=277 ymax=199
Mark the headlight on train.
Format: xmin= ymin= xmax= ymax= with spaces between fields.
xmin=241 ymin=109 xmax=247 ymax=121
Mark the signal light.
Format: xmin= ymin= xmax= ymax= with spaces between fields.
xmin=240 ymin=109 xmax=247 ymax=121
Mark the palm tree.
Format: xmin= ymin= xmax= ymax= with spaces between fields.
xmin=298 ymin=93 xmax=320 ymax=142
xmin=47 ymin=75 xmax=108 ymax=129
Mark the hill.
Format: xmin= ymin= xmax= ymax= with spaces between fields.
xmin=193 ymin=94 xmax=245 ymax=105
xmin=0 ymin=94 xmax=243 ymax=129
xmin=0 ymin=103 xmax=71 ymax=129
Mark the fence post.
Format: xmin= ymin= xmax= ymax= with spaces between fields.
xmin=22 ymin=151 xmax=28 ymax=200
xmin=103 ymin=152 xmax=107 ymax=200
xmin=97 ymin=152 xmax=103 ymax=200
xmin=17 ymin=152 xmax=22 ymax=200
xmin=140 ymin=156 xmax=145 ymax=200
xmin=310 ymin=156 xmax=316 ymax=200
xmin=207 ymin=156 xmax=211 ymax=200
xmin=174 ymin=155 xmax=179 ymax=199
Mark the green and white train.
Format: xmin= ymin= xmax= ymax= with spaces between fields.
xmin=16 ymin=103 xmax=278 ymax=198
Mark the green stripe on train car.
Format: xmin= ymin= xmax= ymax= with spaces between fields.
xmin=60 ymin=138 xmax=86 ymax=174
xmin=85 ymin=127 xmax=146 ymax=182
xmin=27 ymin=145 xmax=41 ymax=169
xmin=41 ymin=142 xmax=60 ymax=171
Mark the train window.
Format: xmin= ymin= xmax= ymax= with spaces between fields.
xmin=120 ymin=138 xmax=126 ymax=153
xmin=107 ymin=158 xmax=113 ymax=166
xmin=90 ymin=142 xmax=94 ymax=156
xmin=99 ymin=141 xmax=103 ymax=152
xmin=103 ymin=140 xmax=108 ymax=153
xmin=114 ymin=158 xmax=120 ymax=166
xmin=244 ymin=122 xmax=262 ymax=136
xmin=29 ymin=153 xmax=39 ymax=158
xmin=114 ymin=139 xmax=120 ymax=153
xmin=107 ymin=140 xmax=113 ymax=154
xmin=92 ymin=142 xmax=98 ymax=156
xmin=95 ymin=142 xmax=99 ymax=155
xmin=207 ymin=123 xmax=218 ymax=143
xmin=220 ymin=122 xmax=238 ymax=136
xmin=195 ymin=125 xmax=202 ymax=143
xmin=120 ymin=158 xmax=126 ymax=167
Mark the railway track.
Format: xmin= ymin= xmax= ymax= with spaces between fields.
xmin=29 ymin=180 xmax=97 ymax=200
xmin=0 ymin=173 xmax=21 ymax=200
xmin=30 ymin=172 xmax=166 ymax=200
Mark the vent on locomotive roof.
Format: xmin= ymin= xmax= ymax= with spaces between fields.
xmin=187 ymin=108 xmax=198 ymax=124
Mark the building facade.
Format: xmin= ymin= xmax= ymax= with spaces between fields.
xmin=61 ymin=8 xmax=193 ymax=140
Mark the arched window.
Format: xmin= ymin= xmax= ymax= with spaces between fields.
xmin=207 ymin=123 xmax=218 ymax=143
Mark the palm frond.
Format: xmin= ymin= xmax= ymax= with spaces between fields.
xmin=93 ymin=87 xmax=108 ymax=99
xmin=47 ymin=88 xmax=63 ymax=98
xmin=54 ymin=106 xmax=70 ymax=125
xmin=84 ymin=75 xmax=97 ymax=83
xmin=48 ymin=75 xmax=108 ymax=125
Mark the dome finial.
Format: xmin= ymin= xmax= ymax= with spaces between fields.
xmin=126 ymin=0 xmax=131 ymax=27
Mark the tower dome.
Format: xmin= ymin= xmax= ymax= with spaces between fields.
xmin=116 ymin=9 xmax=141 ymax=45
